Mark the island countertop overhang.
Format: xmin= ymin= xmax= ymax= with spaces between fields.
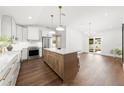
xmin=44 ymin=48 xmax=79 ymax=55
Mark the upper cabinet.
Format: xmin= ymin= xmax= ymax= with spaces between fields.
xmin=0 ymin=15 xmax=2 ymax=37
xmin=16 ymin=25 xmax=28 ymax=41
xmin=1 ymin=15 xmax=16 ymax=41
xmin=28 ymin=26 xmax=40 ymax=41
xmin=16 ymin=25 xmax=23 ymax=41
xmin=1 ymin=15 xmax=12 ymax=38
xmin=11 ymin=17 xmax=16 ymax=41
xmin=22 ymin=27 xmax=28 ymax=41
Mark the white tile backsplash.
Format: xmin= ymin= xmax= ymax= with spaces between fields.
xmin=12 ymin=41 xmax=42 ymax=51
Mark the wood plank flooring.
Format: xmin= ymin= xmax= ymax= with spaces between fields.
xmin=16 ymin=53 xmax=124 ymax=86
xmin=16 ymin=59 xmax=62 ymax=86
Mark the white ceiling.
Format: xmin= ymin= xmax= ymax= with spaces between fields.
xmin=0 ymin=6 xmax=124 ymax=32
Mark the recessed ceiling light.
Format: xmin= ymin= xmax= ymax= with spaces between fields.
xmin=28 ymin=16 xmax=32 ymax=19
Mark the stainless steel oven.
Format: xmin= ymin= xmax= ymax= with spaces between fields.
xmin=28 ymin=47 xmax=39 ymax=59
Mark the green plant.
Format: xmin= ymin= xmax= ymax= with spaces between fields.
xmin=0 ymin=36 xmax=12 ymax=47
xmin=111 ymin=48 xmax=122 ymax=56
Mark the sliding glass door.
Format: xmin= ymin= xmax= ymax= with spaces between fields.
xmin=89 ymin=37 xmax=102 ymax=53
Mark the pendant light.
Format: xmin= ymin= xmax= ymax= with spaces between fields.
xmin=49 ymin=14 xmax=56 ymax=34
xmin=56 ymin=6 xmax=64 ymax=31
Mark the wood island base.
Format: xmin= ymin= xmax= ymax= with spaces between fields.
xmin=43 ymin=48 xmax=80 ymax=83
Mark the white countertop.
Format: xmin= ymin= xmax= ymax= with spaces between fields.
xmin=0 ymin=51 xmax=19 ymax=73
xmin=44 ymin=48 xmax=79 ymax=55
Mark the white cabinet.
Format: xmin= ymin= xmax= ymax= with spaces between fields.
xmin=0 ymin=15 xmax=2 ymax=37
xmin=21 ymin=48 xmax=28 ymax=60
xmin=28 ymin=27 xmax=40 ymax=40
xmin=1 ymin=15 xmax=12 ymax=38
xmin=16 ymin=25 xmax=23 ymax=41
xmin=16 ymin=25 xmax=28 ymax=41
xmin=11 ymin=18 xmax=16 ymax=42
xmin=0 ymin=52 xmax=21 ymax=86
xmin=22 ymin=27 xmax=28 ymax=41
xmin=1 ymin=15 xmax=17 ymax=42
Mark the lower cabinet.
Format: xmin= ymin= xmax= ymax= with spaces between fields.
xmin=21 ymin=48 xmax=28 ymax=61
xmin=43 ymin=50 xmax=63 ymax=78
xmin=2 ymin=62 xmax=20 ymax=86
xmin=0 ymin=54 xmax=21 ymax=86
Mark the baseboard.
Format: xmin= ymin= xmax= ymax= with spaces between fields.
xmin=81 ymin=52 xmax=122 ymax=59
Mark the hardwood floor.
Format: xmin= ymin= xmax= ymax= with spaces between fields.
xmin=16 ymin=59 xmax=62 ymax=86
xmin=16 ymin=53 xmax=124 ymax=86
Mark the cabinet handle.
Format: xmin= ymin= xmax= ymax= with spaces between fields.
xmin=2 ymin=68 xmax=11 ymax=80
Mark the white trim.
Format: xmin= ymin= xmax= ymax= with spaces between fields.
xmin=81 ymin=51 xmax=122 ymax=58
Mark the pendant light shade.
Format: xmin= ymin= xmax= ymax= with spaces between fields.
xmin=56 ymin=25 xmax=64 ymax=31
xmin=56 ymin=6 xmax=64 ymax=31
xmin=49 ymin=14 xmax=56 ymax=35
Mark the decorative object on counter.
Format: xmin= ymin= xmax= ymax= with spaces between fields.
xmin=0 ymin=47 xmax=7 ymax=54
xmin=111 ymin=48 xmax=122 ymax=58
xmin=0 ymin=36 xmax=12 ymax=52
xmin=15 ymin=37 xmax=18 ymax=40
xmin=7 ymin=44 xmax=13 ymax=51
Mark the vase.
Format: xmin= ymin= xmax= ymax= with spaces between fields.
xmin=7 ymin=44 xmax=13 ymax=51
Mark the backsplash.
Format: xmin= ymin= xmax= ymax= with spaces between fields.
xmin=12 ymin=41 xmax=42 ymax=51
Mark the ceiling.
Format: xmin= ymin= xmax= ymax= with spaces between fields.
xmin=0 ymin=6 xmax=124 ymax=32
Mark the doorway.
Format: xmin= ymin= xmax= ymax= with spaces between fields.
xmin=89 ymin=37 xmax=102 ymax=53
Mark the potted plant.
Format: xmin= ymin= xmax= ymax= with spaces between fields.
xmin=0 ymin=36 xmax=13 ymax=52
xmin=111 ymin=48 xmax=122 ymax=58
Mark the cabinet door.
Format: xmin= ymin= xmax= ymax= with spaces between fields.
xmin=16 ymin=25 xmax=23 ymax=41
xmin=43 ymin=50 xmax=48 ymax=62
xmin=21 ymin=48 xmax=28 ymax=60
xmin=11 ymin=18 xmax=16 ymax=41
xmin=48 ymin=54 xmax=54 ymax=68
xmin=1 ymin=15 xmax=12 ymax=38
xmin=22 ymin=27 xmax=28 ymax=41
xmin=28 ymin=27 xmax=40 ymax=40
xmin=56 ymin=54 xmax=64 ymax=78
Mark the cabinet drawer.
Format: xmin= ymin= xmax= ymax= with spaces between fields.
xmin=0 ymin=62 xmax=20 ymax=86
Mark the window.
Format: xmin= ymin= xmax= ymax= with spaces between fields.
xmin=89 ymin=38 xmax=102 ymax=53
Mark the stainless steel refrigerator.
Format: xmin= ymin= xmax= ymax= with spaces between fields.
xmin=42 ymin=36 xmax=52 ymax=55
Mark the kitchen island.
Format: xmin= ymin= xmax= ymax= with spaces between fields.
xmin=43 ymin=48 xmax=79 ymax=83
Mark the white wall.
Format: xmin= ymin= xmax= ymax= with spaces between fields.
xmin=82 ymin=27 xmax=122 ymax=57
xmin=100 ymin=27 xmax=122 ymax=57
xmin=82 ymin=33 xmax=89 ymax=52
xmin=66 ymin=26 xmax=84 ymax=52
